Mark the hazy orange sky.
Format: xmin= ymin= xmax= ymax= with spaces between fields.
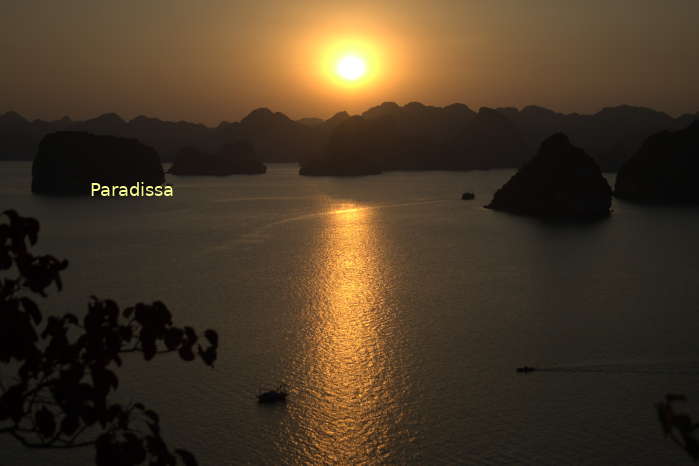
xmin=3 ymin=0 xmax=698 ymax=125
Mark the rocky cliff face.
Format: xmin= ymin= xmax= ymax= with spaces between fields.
xmin=299 ymin=116 xmax=383 ymax=176
xmin=168 ymin=141 xmax=266 ymax=176
xmin=298 ymin=103 xmax=528 ymax=176
xmin=441 ymin=107 xmax=529 ymax=170
xmin=615 ymin=121 xmax=699 ymax=203
xmin=32 ymin=132 xmax=164 ymax=195
xmin=486 ymin=133 xmax=612 ymax=218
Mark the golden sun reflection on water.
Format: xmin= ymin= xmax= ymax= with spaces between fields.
xmin=286 ymin=203 xmax=404 ymax=464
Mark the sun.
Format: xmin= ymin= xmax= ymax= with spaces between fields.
xmin=336 ymin=55 xmax=367 ymax=81
xmin=316 ymin=38 xmax=382 ymax=88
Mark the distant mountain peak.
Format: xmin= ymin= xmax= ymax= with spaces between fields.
xmin=0 ymin=111 xmax=29 ymax=125
xmin=477 ymin=106 xmax=498 ymax=114
xmin=241 ymin=107 xmax=292 ymax=127
xmin=88 ymin=112 xmax=126 ymax=124
xmin=541 ymin=132 xmax=571 ymax=149
xmin=595 ymin=105 xmax=671 ymax=119
xmin=327 ymin=111 xmax=349 ymax=121
xmin=476 ymin=106 xmax=512 ymax=122
xmin=600 ymin=104 xmax=653 ymax=112
xmin=403 ymin=101 xmax=426 ymax=110
xmin=246 ymin=107 xmax=274 ymax=117
xmin=131 ymin=115 xmax=161 ymax=124
xmin=216 ymin=120 xmax=235 ymax=129
xmin=362 ymin=101 xmax=402 ymax=119
xmin=379 ymin=101 xmax=400 ymax=108
xmin=444 ymin=103 xmax=475 ymax=115
xmin=487 ymin=131 xmax=611 ymax=218
xmin=521 ymin=105 xmax=557 ymax=116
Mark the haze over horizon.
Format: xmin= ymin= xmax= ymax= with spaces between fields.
xmin=3 ymin=0 xmax=698 ymax=125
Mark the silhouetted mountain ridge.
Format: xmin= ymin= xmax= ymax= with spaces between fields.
xmin=169 ymin=141 xmax=266 ymax=176
xmin=1 ymin=103 xmax=697 ymax=172
xmin=615 ymin=121 xmax=699 ymax=203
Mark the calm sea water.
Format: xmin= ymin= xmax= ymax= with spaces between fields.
xmin=1 ymin=162 xmax=699 ymax=465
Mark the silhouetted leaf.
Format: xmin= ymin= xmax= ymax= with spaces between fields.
xmin=142 ymin=340 xmax=157 ymax=361
xmin=92 ymin=368 xmax=119 ymax=396
xmin=656 ymin=402 xmax=673 ymax=435
xmin=164 ymin=327 xmax=183 ymax=350
xmin=61 ymin=414 xmax=80 ymax=436
xmin=0 ymin=211 xmax=221 ymax=463
xmin=204 ymin=329 xmax=218 ymax=347
xmin=685 ymin=434 xmax=699 ymax=460
xmin=147 ymin=421 xmax=160 ymax=436
xmin=144 ymin=409 xmax=159 ymax=425
xmin=104 ymin=299 xmax=119 ymax=324
xmin=95 ymin=433 xmax=115 ymax=466
xmin=674 ymin=414 xmax=693 ymax=433
xmin=198 ymin=345 xmax=217 ymax=367
xmin=118 ymin=325 xmax=133 ymax=343
xmin=123 ymin=432 xmax=147 ymax=465
xmin=2 ymin=383 xmax=26 ymax=423
xmin=175 ymin=449 xmax=199 ymax=466
xmin=21 ymin=297 xmax=41 ymax=324
xmin=134 ymin=303 xmax=149 ymax=326
xmin=36 ymin=407 xmax=56 ymax=438
xmin=184 ymin=326 xmax=197 ymax=344
xmin=0 ymin=248 xmax=11 ymax=269
xmin=179 ymin=345 xmax=195 ymax=362
xmin=24 ymin=217 xmax=39 ymax=245
xmin=80 ymin=403 xmax=98 ymax=426
xmin=152 ymin=301 xmax=172 ymax=327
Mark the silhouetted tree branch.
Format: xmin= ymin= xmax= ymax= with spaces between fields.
xmin=657 ymin=394 xmax=699 ymax=461
xmin=0 ymin=209 xmax=217 ymax=466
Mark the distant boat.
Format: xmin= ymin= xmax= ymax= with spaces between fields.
xmin=257 ymin=384 xmax=288 ymax=403
xmin=516 ymin=366 xmax=536 ymax=373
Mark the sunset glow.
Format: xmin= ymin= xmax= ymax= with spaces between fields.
xmin=2 ymin=2 xmax=699 ymax=465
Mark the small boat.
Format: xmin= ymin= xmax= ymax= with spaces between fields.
xmin=516 ymin=366 xmax=536 ymax=373
xmin=257 ymin=384 xmax=288 ymax=404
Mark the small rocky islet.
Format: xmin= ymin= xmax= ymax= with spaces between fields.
xmin=486 ymin=133 xmax=612 ymax=219
xmin=31 ymin=131 xmax=164 ymax=196
xmin=614 ymin=121 xmax=699 ymax=204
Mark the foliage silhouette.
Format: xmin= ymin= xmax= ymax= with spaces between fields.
xmin=0 ymin=209 xmax=218 ymax=465
xmin=657 ymin=394 xmax=699 ymax=461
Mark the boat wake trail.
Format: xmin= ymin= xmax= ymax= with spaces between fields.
xmin=521 ymin=362 xmax=699 ymax=376
xmin=264 ymin=198 xmax=449 ymax=228
xmin=231 ymin=199 xmax=451 ymax=246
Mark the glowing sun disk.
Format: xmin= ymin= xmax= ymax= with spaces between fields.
xmin=336 ymin=55 xmax=367 ymax=81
